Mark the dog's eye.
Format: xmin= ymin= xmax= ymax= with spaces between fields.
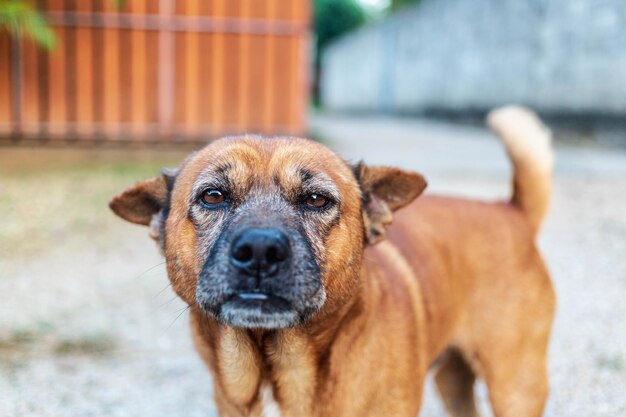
xmin=303 ymin=193 xmax=329 ymax=209
xmin=201 ymin=189 xmax=226 ymax=206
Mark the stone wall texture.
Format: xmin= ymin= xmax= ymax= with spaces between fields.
xmin=321 ymin=0 xmax=626 ymax=115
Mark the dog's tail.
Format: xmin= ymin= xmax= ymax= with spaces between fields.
xmin=487 ymin=106 xmax=554 ymax=237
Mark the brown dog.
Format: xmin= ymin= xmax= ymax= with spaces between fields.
xmin=110 ymin=106 xmax=555 ymax=417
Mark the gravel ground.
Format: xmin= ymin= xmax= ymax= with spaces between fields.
xmin=1 ymin=114 xmax=625 ymax=416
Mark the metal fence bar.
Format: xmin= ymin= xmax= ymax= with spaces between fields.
xmin=130 ymin=0 xmax=147 ymax=141
xmin=184 ymin=0 xmax=200 ymax=136
xmin=158 ymin=0 xmax=175 ymax=140
xmin=74 ymin=0 xmax=93 ymax=138
xmin=118 ymin=5 xmax=131 ymax=140
xmin=44 ymin=12 xmax=307 ymax=36
xmin=237 ymin=0 xmax=251 ymax=131
xmin=37 ymin=0 xmax=49 ymax=140
xmin=47 ymin=0 xmax=67 ymax=137
xmin=64 ymin=0 xmax=77 ymax=138
xmin=10 ymin=36 xmax=23 ymax=138
xmin=263 ymin=0 xmax=277 ymax=134
xmin=92 ymin=0 xmax=105 ymax=138
xmin=210 ymin=0 xmax=225 ymax=135
xmin=297 ymin=0 xmax=311 ymax=135
xmin=0 ymin=35 xmax=13 ymax=134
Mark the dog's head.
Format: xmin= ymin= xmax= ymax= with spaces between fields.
xmin=110 ymin=136 xmax=426 ymax=329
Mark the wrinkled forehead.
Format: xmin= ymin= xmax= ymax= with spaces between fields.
xmin=179 ymin=136 xmax=357 ymax=195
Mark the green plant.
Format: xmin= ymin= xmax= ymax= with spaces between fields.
xmin=0 ymin=0 xmax=56 ymax=49
xmin=390 ymin=0 xmax=423 ymax=11
xmin=314 ymin=0 xmax=366 ymax=51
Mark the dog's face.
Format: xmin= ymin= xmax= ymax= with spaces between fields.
xmin=110 ymin=136 xmax=425 ymax=329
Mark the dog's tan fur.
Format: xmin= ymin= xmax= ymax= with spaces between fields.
xmin=110 ymin=106 xmax=556 ymax=417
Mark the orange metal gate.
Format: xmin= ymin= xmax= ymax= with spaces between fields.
xmin=0 ymin=0 xmax=310 ymax=145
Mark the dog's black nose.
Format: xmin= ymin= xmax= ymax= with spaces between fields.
xmin=230 ymin=228 xmax=291 ymax=275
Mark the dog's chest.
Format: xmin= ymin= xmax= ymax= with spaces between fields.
xmin=213 ymin=328 xmax=316 ymax=416
xmin=259 ymin=383 xmax=282 ymax=417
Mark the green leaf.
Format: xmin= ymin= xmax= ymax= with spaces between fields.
xmin=0 ymin=0 xmax=57 ymax=50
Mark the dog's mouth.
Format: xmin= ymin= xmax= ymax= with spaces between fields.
xmin=216 ymin=293 xmax=300 ymax=329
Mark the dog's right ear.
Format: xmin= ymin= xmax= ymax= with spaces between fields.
xmin=109 ymin=168 xmax=177 ymax=226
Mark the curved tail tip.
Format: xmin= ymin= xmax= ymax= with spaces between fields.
xmin=486 ymin=105 xmax=553 ymax=170
xmin=486 ymin=106 xmax=548 ymax=138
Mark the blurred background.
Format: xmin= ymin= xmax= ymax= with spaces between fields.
xmin=0 ymin=1 xmax=625 ymax=416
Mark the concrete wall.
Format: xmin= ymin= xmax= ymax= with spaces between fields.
xmin=321 ymin=0 xmax=626 ymax=115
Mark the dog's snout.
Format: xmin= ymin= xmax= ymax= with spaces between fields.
xmin=230 ymin=228 xmax=291 ymax=275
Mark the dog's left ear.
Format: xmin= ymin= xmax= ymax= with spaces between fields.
xmin=109 ymin=168 xmax=177 ymax=226
xmin=354 ymin=163 xmax=427 ymax=245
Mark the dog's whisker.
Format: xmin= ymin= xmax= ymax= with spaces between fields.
xmin=168 ymin=303 xmax=196 ymax=329
xmin=154 ymin=282 xmax=173 ymax=299
xmin=157 ymin=295 xmax=179 ymax=310
xmin=168 ymin=305 xmax=191 ymax=329
xmin=135 ymin=261 xmax=166 ymax=279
